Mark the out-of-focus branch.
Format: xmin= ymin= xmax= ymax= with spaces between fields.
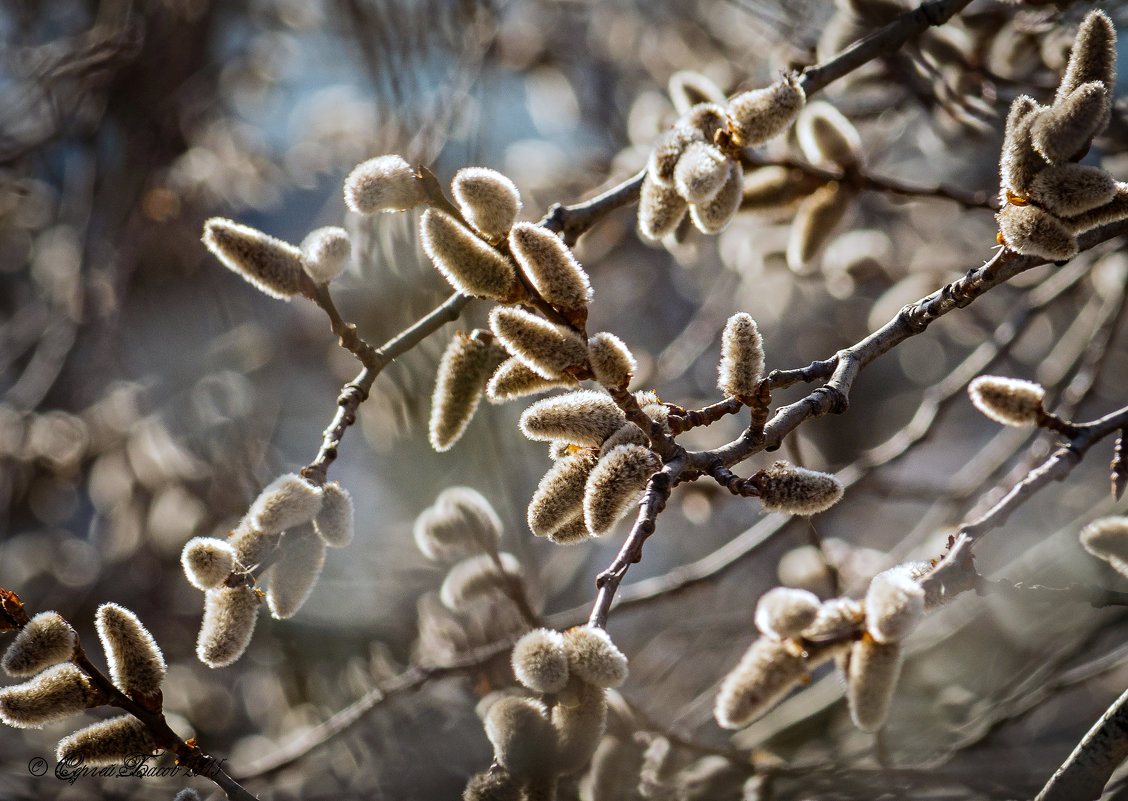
xmin=1035 ymin=685 xmax=1128 ymax=801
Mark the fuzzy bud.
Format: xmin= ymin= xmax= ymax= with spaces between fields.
xmin=727 ymin=74 xmax=805 ymax=146
xmin=228 ymin=524 xmax=281 ymax=572
xmin=343 ymin=154 xmax=422 ymax=214
xmin=463 ymin=771 xmax=524 ymax=801
xmin=714 ymin=637 xmax=807 ymax=728
xmin=998 ymin=96 xmax=1046 ymax=198
xmin=512 ymin=628 xmax=570 ymax=694
xmin=452 ymin=167 xmax=522 ymax=241
xmin=485 ymin=696 xmax=557 ymax=780
xmin=508 ymin=222 xmax=593 ymax=311
xmin=717 ymin=313 xmax=764 ymax=402
xmin=1080 ymin=516 xmax=1128 ymax=576
xmin=690 ymin=160 xmax=744 ymax=234
xmin=247 ymin=473 xmax=323 ymax=534
xmin=681 ymin=102 xmax=730 ymax=141
xmin=967 ymin=375 xmax=1046 ymax=427
xmin=638 ymin=173 xmax=689 ymax=240
xmin=584 ymin=444 xmax=662 ymax=536
xmin=996 ymin=203 xmax=1078 ymax=261
xmin=528 ymin=450 xmax=600 ymax=538
xmin=0 ymin=664 xmax=95 ymax=728
xmin=648 ymin=126 xmax=700 ymax=187
xmin=787 ymin=182 xmax=851 ymax=271
xmin=313 ymin=481 xmax=355 ymax=548
xmin=488 ymin=306 xmax=589 ymax=379
xmin=300 ymin=226 xmax=351 ymax=284
xmin=197 ymin=586 xmax=260 ymax=668
xmin=801 ymin=597 xmax=865 ymax=642
xmin=519 ymin=390 xmax=626 ymax=448
xmin=754 ymin=587 xmax=822 ymax=640
xmin=586 ymin=332 xmax=636 ymax=391
xmin=1 ymin=612 xmax=76 ymax=678
xmin=547 ymin=516 xmax=591 ymax=545
xmin=562 ymin=626 xmax=628 ymax=688
xmin=486 ymin=357 xmax=577 ymax=402
xmin=674 ymin=141 xmax=731 ymax=204
xmin=598 ymin=422 xmax=650 ymax=454
xmin=56 ymin=714 xmax=156 ymax=766
xmin=181 ymin=537 xmax=237 ymax=590
xmin=414 ymin=486 xmax=503 ymax=561
xmin=864 ymin=566 xmax=925 ymax=644
xmin=755 ymin=461 xmax=844 ymax=516
xmin=429 ymin=330 xmax=495 ymax=452
xmin=266 ymin=528 xmax=327 ymax=620
xmin=797 ymin=101 xmax=861 ymax=167
xmin=1029 ymin=164 xmax=1117 ymax=217
xmin=1062 ymin=184 xmax=1128 ymax=234
xmin=1056 ymin=11 xmax=1117 ymax=112
xmin=95 ymin=603 xmax=166 ymax=697
xmin=846 ymin=636 xmax=903 ymax=732
xmin=440 ymin=553 xmax=523 ymax=610
xmin=421 ymin=210 xmax=518 ymax=301
xmin=552 ymin=676 xmax=608 ymax=774
xmin=1031 ymin=82 xmax=1109 ymax=164
xmin=202 ymin=218 xmax=304 ymax=300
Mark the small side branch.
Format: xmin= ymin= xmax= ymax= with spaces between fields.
xmin=1035 ymin=685 xmax=1128 ymax=801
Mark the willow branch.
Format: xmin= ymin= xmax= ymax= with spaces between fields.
xmin=1035 ymin=685 xmax=1128 ymax=801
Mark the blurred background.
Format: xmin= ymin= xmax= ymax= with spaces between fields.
xmin=3 ymin=0 xmax=1128 ymax=798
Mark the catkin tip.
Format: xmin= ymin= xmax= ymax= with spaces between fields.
xmin=452 ymin=167 xmax=523 ymax=242
xmin=95 ymin=603 xmax=166 ymax=697
xmin=181 ymin=537 xmax=236 ymax=590
xmin=202 ymin=218 xmax=304 ymax=300
xmin=300 ymin=226 xmax=351 ymax=284
xmin=1 ymin=612 xmax=76 ymax=678
xmin=343 ymin=154 xmax=422 ymax=214
xmin=967 ymin=375 xmax=1045 ymax=427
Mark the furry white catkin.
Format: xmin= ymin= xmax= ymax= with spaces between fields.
xmin=56 ymin=714 xmax=157 ymax=766
xmin=754 ymin=587 xmax=822 ymax=641
xmin=197 ymin=586 xmax=260 ymax=668
xmin=512 ymin=628 xmax=571 ymax=694
xmin=714 ymin=637 xmax=807 ymax=729
xmin=864 ymin=566 xmax=925 ymax=644
xmin=95 ymin=603 xmax=166 ymax=696
xmin=519 ymin=390 xmax=626 ymax=448
xmin=756 ymin=461 xmax=844 ymax=515
xmin=562 ymin=626 xmax=628 ymax=688
xmin=508 ymin=222 xmax=593 ymax=311
xmin=488 ymin=306 xmax=589 ymax=379
xmin=300 ymin=226 xmax=351 ymax=284
xmin=429 ymin=331 xmax=495 ymax=452
xmin=452 ymin=167 xmax=522 ymax=242
xmin=343 ymin=154 xmax=422 ymax=214
xmin=266 ymin=527 xmax=327 ymax=620
xmin=181 ymin=537 xmax=237 ymax=591
xmin=1 ymin=612 xmax=76 ymax=678
xmin=421 ymin=209 xmax=518 ymax=301
xmin=313 ymin=481 xmax=355 ymax=548
xmin=717 ymin=313 xmax=764 ymax=401
xmin=1079 ymin=516 xmax=1128 ymax=576
xmin=202 ymin=218 xmax=304 ymax=300
xmin=247 ymin=473 xmax=323 ymax=534
xmin=413 ymin=486 xmax=503 ymax=561
xmin=967 ymin=375 xmax=1045 ymax=427
xmin=528 ymin=449 xmax=599 ymax=538
xmin=0 ymin=663 xmax=95 ymax=728
xmin=583 ymin=444 xmax=662 ymax=536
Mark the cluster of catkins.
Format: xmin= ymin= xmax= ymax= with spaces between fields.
xmin=715 ymin=562 xmax=927 ymax=733
xmin=997 ymin=11 xmax=1128 ymax=262
xmin=465 ymin=625 xmax=629 ymax=801
xmin=181 ymin=473 xmax=354 ymax=668
xmin=0 ymin=604 xmax=166 ymax=764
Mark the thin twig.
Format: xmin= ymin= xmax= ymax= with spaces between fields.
xmin=1035 ymin=685 xmax=1128 ymax=801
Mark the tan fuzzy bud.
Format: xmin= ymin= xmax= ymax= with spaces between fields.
xmin=787 ymin=182 xmax=851 ymax=271
xmin=1 ymin=612 xmax=76 ymax=678
xmin=548 ymin=516 xmax=592 ymax=545
xmin=248 ymin=473 xmax=323 ymax=534
xmin=967 ymin=375 xmax=1046 ymax=427
xmin=343 ymin=154 xmax=422 ymax=214
xmin=756 ymin=461 xmax=844 ymax=516
xmin=414 ymin=486 xmax=503 ymax=561
xmin=429 ymin=331 xmax=494 ymax=452
xmin=266 ymin=528 xmax=326 ymax=619
xmin=563 ymin=626 xmax=629 ymax=688
xmin=727 ymin=74 xmax=805 ymax=146
xmin=668 ymin=72 xmax=728 ymax=114
xmin=181 ymin=537 xmax=236 ymax=590
xmin=691 ymin=160 xmax=744 ymax=234
xmin=1062 ymin=183 xmax=1128 ymax=234
xmin=1029 ymin=163 xmax=1117 ymax=217
xmin=452 ymin=167 xmax=523 ymax=241
xmin=864 ymin=566 xmax=925 ymax=644
xmin=0 ymin=664 xmax=95 ymax=728
xmin=681 ymin=102 xmax=730 ymax=141
xmin=714 ymin=637 xmax=807 ymax=728
xmin=487 ymin=357 xmax=578 ymax=403
xmin=801 ymin=596 xmax=865 ymax=642
xmin=463 ymin=771 xmax=524 ymax=801
xmin=228 ymin=524 xmax=281 ymax=571
xmin=299 ymin=226 xmax=351 ymax=284
xmin=754 ymin=587 xmax=822 ymax=640
xmin=846 ymin=636 xmax=903 ymax=731
xmin=512 ymin=628 xmax=570 ymax=694
xmin=1031 ymin=82 xmax=1109 ymax=164
xmin=717 ymin=313 xmax=764 ymax=402
xmin=421 ymin=210 xmax=518 ymax=301
xmin=529 ymin=450 xmax=600 ymax=537
xmin=202 ymin=218 xmax=304 ymax=300
xmin=313 ymin=481 xmax=354 ymax=548
xmin=95 ymin=603 xmax=166 ymax=696
xmin=584 ymin=444 xmax=662 ymax=536
xmin=508 ymin=222 xmax=593 ymax=311
xmin=638 ymin=173 xmax=689 ymax=240
xmin=647 ymin=126 xmax=701 ymax=188
xmin=996 ymin=203 xmax=1077 ymax=262
xmin=674 ymin=141 xmax=731 ymax=204
xmin=488 ymin=306 xmax=589 ymax=380
xmin=197 ymin=586 xmax=260 ymax=668
xmin=440 ymin=552 xmax=523 ymax=610
xmin=598 ymin=422 xmax=650 ymax=455
xmin=1080 ymin=517 xmax=1128 ymax=576
xmin=586 ymin=332 xmax=636 ymax=390
xmin=552 ymin=676 xmax=608 ymax=774
xmin=1056 ymin=11 xmax=1117 ymax=111
xmin=797 ymin=101 xmax=861 ymax=168
xmin=484 ymin=696 xmax=557 ymax=779
xmin=519 ymin=390 xmax=626 ymax=448
xmin=999 ymin=96 xmax=1046 ymax=198
xmin=57 ymin=714 xmax=156 ymax=766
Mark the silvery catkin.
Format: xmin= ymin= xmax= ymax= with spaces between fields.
xmin=1 ymin=612 xmax=76 ymax=678
xmin=420 ymin=209 xmax=518 ymax=301
xmin=299 ymin=226 xmax=351 ymax=284
xmin=967 ymin=375 xmax=1045 ymax=427
xmin=754 ymin=587 xmax=821 ymax=641
xmin=714 ymin=637 xmax=807 ymax=729
xmin=0 ymin=663 xmax=95 ymax=728
xmin=528 ymin=450 xmax=599 ymax=538
xmin=508 ymin=222 xmax=593 ymax=311
xmin=586 ymin=332 xmax=636 ymax=391
xmin=439 ymin=552 xmax=523 ymax=610
xmin=451 ymin=166 xmax=522 ymax=242
xmin=429 ymin=330 xmax=494 ymax=452
xmin=487 ymin=357 xmax=578 ymax=403
xmin=562 ymin=626 xmax=628 ymax=688
xmin=583 ymin=444 xmax=662 ymax=536
xmin=511 ymin=628 xmax=570 ymax=694
xmin=484 ymin=696 xmax=558 ymax=780
xmin=202 ymin=218 xmax=304 ymax=300
xmin=343 ymin=154 xmax=422 ymax=214
xmin=488 ymin=306 xmax=589 ymax=379
xmin=756 ymin=461 xmax=844 ymax=516
xmin=717 ymin=312 xmax=764 ymax=402
xmin=266 ymin=527 xmax=327 ymax=620
xmin=313 ymin=481 xmax=354 ymax=548
xmin=56 ymin=714 xmax=157 ymax=766
xmin=247 ymin=473 xmax=324 ymax=534
xmin=181 ymin=537 xmax=237 ymax=590
xmin=846 ymin=637 xmax=903 ymax=732
xmin=197 ymin=586 xmax=260 ymax=668
xmin=95 ymin=603 xmax=166 ymax=697
xmin=519 ymin=390 xmax=626 ymax=448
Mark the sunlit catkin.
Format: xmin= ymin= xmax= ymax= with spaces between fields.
xmin=996 ymin=203 xmax=1077 ymax=261
xmin=528 ymin=450 xmax=600 ymax=537
xmin=519 ymin=390 xmax=626 ymax=448
xmin=512 ymin=628 xmax=570 ymax=694
xmin=247 ymin=473 xmax=323 ymax=534
xmin=1029 ymin=164 xmax=1117 ymax=217
xmin=1055 ymin=11 xmax=1116 ymax=117
xmin=801 ymin=596 xmax=865 ymax=642
xmin=1031 ymin=82 xmax=1109 ymax=164
xmin=452 ymin=167 xmax=522 ymax=242
xmin=421 ymin=210 xmax=519 ymax=301
xmin=56 ymin=714 xmax=157 ymax=766
xmin=1 ymin=612 xmax=76 ymax=678
xmin=197 ymin=586 xmax=260 ymax=668
xmin=488 ymin=306 xmax=589 ymax=379
xmin=967 ymin=375 xmax=1046 ymax=427
xmin=429 ymin=330 xmax=494 ymax=452
xmin=439 ymin=552 xmax=523 ymax=610
xmin=563 ymin=626 xmax=629 ymax=688
xmin=586 ymin=333 xmax=636 ymax=391
xmin=95 ymin=603 xmax=166 ymax=697
xmin=999 ymin=96 xmax=1045 ymax=198
xmin=797 ymin=101 xmax=861 ymax=168
xmin=202 ymin=218 xmax=304 ymax=300
xmin=549 ymin=516 xmax=592 ymax=545
xmin=313 ymin=481 xmax=354 ymax=548
xmin=228 ymin=524 xmax=281 ymax=571
xmin=487 ymin=357 xmax=578 ymax=403
xmin=266 ymin=528 xmax=327 ymax=620
xmin=864 ymin=566 xmax=925 ymax=644
xmin=647 ymin=126 xmax=699 ymax=187
xmin=413 ymin=486 xmax=503 ymax=561
xmin=754 ymin=587 xmax=821 ymax=640
xmin=552 ymin=676 xmax=608 ymax=774
xmin=690 ymin=160 xmax=743 ymax=234
xmin=846 ymin=636 xmax=903 ymax=732
xmin=717 ymin=313 xmax=764 ymax=402
xmin=299 ymin=226 xmax=351 ymax=284
xmin=343 ymin=154 xmax=422 ymax=214
xmin=638 ymin=173 xmax=689 ymax=240
xmin=583 ymin=444 xmax=662 ymax=536
xmin=508 ymin=222 xmax=593 ymax=311
xmin=0 ymin=663 xmax=95 ymax=728
xmin=727 ymin=74 xmax=805 ymax=146
xmin=755 ymin=461 xmax=844 ymax=516
xmin=682 ymin=102 xmax=730 ymax=141
xmin=674 ymin=141 xmax=730 ymax=204
xmin=484 ymin=696 xmax=558 ymax=780
xmin=714 ymin=637 xmax=807 ymax=729
xmin=181 ymin=537 xmax=237 ymax=590
xmin=1079 ymin=516 xmax=1128 ymax=576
